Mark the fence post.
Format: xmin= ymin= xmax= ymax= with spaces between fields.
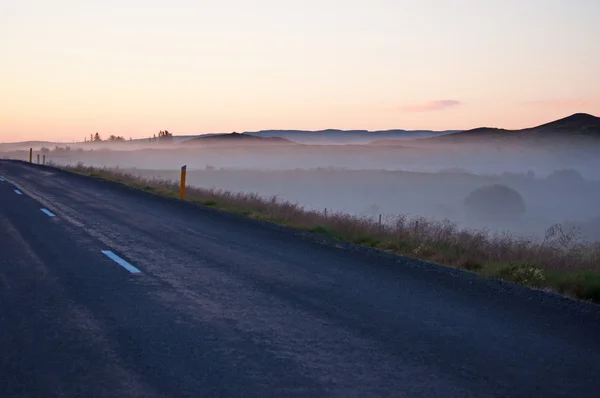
xmin=379 ymin=214 xmax=382 ymax=227
xmin=37 ymin=154 xmax=40 ymax=164
xmin=29 ymin=148 xmax=32 ymax=163
xmin=180 ymin=165 xmax=187 ymax=199
xmin=43 ymin=155 xmax=46 ymax=165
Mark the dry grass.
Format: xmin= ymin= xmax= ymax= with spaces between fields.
xmin=57 ymin=162 xmax=600 ymax=304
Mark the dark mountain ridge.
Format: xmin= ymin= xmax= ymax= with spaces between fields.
xmin=527 ymin=113 xmax=600 ymax=132
xmin=409 ymin=113 xmax=600 ymax=144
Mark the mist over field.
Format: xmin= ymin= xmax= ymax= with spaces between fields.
xmin=4 ymin=115 xmax=600 ymax=243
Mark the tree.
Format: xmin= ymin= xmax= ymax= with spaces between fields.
xmin=157 ymin=130 xmax=173 ymax=141
xmin=464 ymin=184 xmax=526 ymax=223
xmin=93 ymin=132 xmax=102 ymax=142
xmin=108 ymin=135 xmax=125 ymax=141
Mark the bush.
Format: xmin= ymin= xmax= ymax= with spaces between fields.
xmin=464 ymin=184 xmax=526 ymax=222
xmin=547 ymin=169 xmax=585 ymax=184
xmin=491 ymin=262 xmax=546 ymax=287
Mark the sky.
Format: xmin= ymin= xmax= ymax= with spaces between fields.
xmin=1 ymin=0 xmax=599 ymax=142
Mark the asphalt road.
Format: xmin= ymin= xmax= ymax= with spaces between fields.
xmin=1 ymin=159 xmax=600 ymax=397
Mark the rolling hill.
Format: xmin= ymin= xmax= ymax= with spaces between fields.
xmin=244 ymin=129 xmax=459 ymax=144
xmin=405 ymin=113 xmax=600 ymax=144
xmin=183 ymin=132 xmax=296 ymax=146
xmin=3 ymin=113 xmax=598 ymax=150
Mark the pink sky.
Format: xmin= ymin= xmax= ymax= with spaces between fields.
xmin=1 ymin=0 xmax=599 ymax=143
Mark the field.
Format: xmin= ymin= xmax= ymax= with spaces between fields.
xmin=38 ymin=160 xmax=600 ymax=303
xmin=4 ymin=141 xmax=600 ymax=302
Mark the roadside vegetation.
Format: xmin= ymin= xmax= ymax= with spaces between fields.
xmin=54 ymin=162 xmax=600 ymax=304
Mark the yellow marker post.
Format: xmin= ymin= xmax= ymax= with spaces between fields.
xmin=180 ymin=165 xmax=187 ymax=199
xmin=29 ymin=148 xmax=33 ymax=163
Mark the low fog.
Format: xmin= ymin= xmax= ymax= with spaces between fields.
xmin=3 ymin=137 xmax=600 ymax=242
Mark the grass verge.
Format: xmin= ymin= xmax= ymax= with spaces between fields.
xmin=55 ymin=162 xmax=600 ymax=304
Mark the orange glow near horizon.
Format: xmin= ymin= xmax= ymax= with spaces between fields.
xmin=1 ymin=0 xmax=599 ymax=143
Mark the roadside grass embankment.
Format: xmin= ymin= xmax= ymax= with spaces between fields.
xmin=54 ymin=162 xmax=600 ymax=304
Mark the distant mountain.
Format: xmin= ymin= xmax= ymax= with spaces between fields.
xmin=6 ymin=113 xmax=597 ymax=149
xmin=522 ymin=113 xmax=600 ymax=134
xmin=183 ymin=132 xmax=295 ymax=146
xmin=244 ymin=129 xmax=459 ymax=144
xmin=409 ymin=113 xmax=600 ymax=144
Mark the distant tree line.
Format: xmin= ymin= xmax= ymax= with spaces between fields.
xmin=40 ymin=146 xmax=84 ymax=153
xmin=82 ymin=131 xmax=173 ymax=143
xmin=83 ymin=132 xmax=128 ymax=142
xmin=149 ymin=130 xmax=173 ymax=142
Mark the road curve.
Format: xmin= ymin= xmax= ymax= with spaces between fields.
xmin=0 ymin=159 xmax=599 ymax=397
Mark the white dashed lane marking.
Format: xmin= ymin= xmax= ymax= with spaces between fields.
xmin=40 ymin=208 xmax=56 ymax=217
xmin=101 ymin=250 xmax=142 ymax=274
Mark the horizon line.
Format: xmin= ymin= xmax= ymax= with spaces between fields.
xmin=1 ymin=112 xmax=597 ymax=145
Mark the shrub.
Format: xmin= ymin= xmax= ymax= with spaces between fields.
xmin=464 ymin=184 xmax=525 ymax=222
xmin=547 ymin=169 xmax=585 ymax=185
xmin=490 ymin=262 xmax=546 ymax=287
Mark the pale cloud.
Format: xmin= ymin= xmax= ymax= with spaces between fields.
xmin=398 ymin=100 xmax=461 ymax=113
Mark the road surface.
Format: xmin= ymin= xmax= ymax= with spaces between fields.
xmin=1 ymin=159 xmax=599 ymax=397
